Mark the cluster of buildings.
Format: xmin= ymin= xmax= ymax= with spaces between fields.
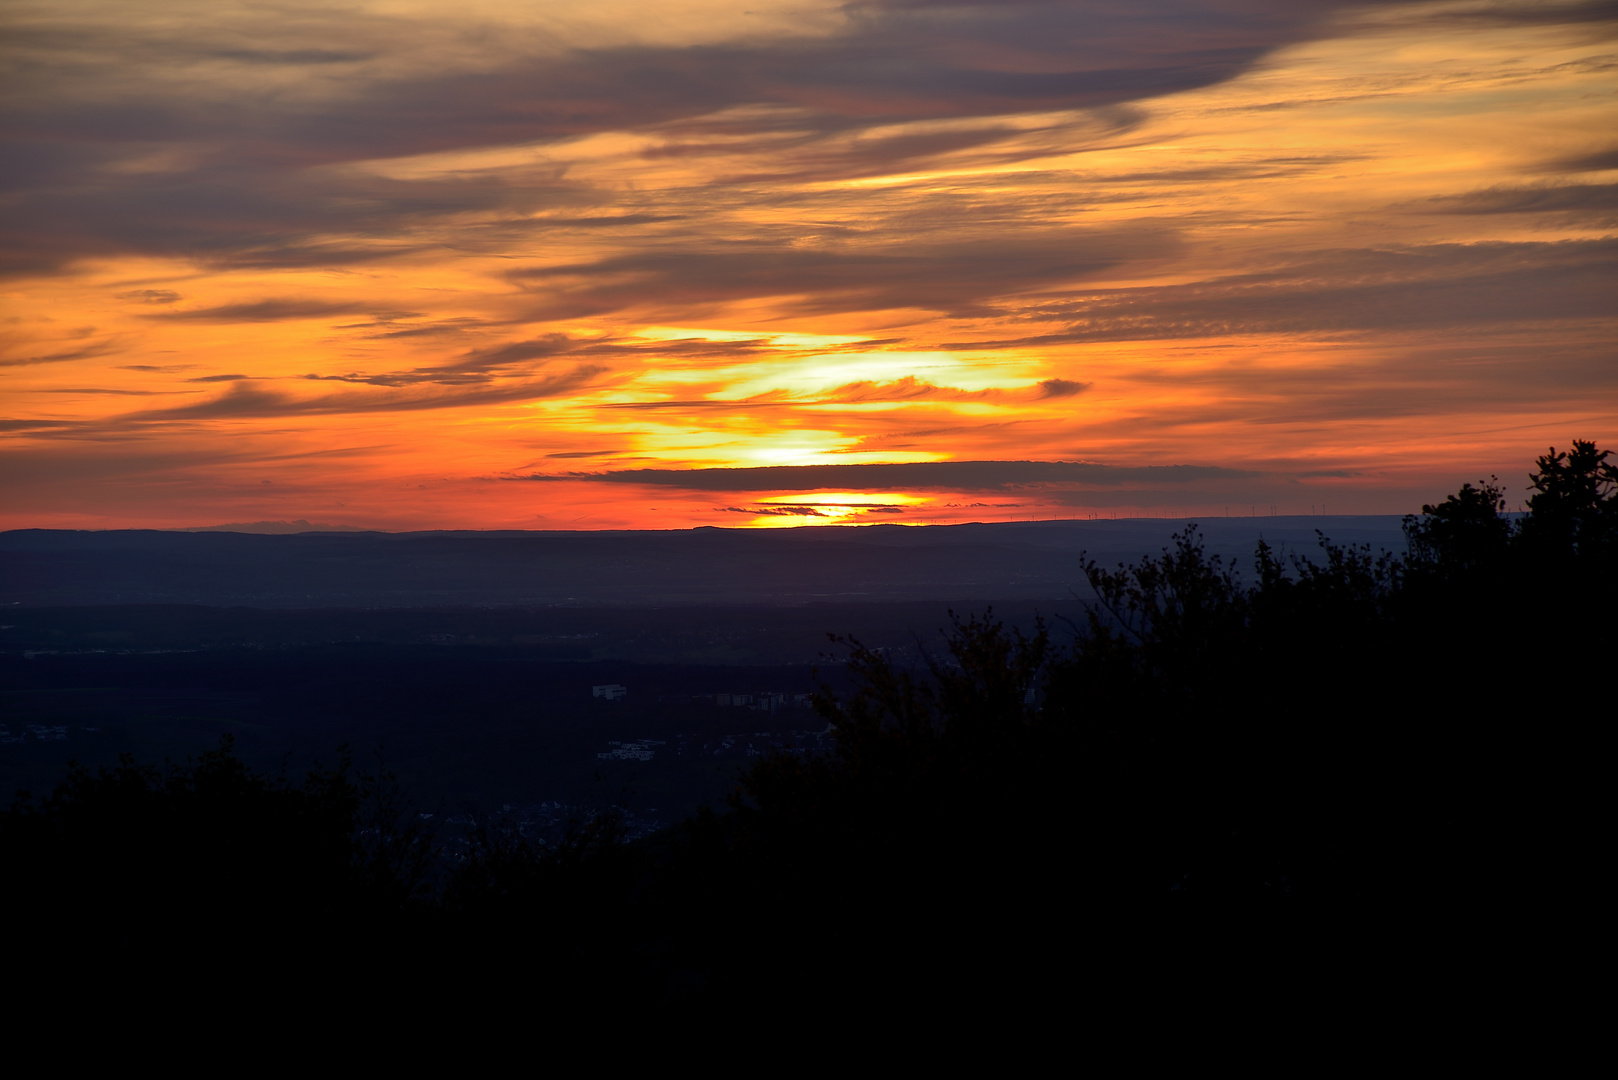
xmin=432 ymin=801 xmax=671 ymax=852
xmin=672 ymin=728 xmax=835 ymax=759
xmin=706 ymin=692 xmax=813 ymax=712
xmin=591 ymin=684 xmax=814 ymax=713
xmin=597 ymin=739 xmax=665 ymax=762
xmin=0 ymin=724 xmax=70 ymax=744
xmin=494 ymin=802 xmax=669 ymax=844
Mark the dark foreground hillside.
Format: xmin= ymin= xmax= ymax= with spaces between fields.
xmin=3 ymin=443 xmax=1610 ymax=1020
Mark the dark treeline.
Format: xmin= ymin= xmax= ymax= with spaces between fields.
xmin=5 ymin=442 xmax=1611 ymax=1014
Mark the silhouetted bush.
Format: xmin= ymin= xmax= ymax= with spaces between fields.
xmin=651 ymin=439 xmax=1614 ymax=1006
xmin=1 ymin=737 xmax=434 ymax=977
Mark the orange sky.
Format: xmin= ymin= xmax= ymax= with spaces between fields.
xmin=3 ymin=0 xmax=1615 ymax=530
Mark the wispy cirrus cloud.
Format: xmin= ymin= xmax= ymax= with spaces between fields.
xmin=0 ymin=419 xmax=85 ymax=433
xmin=593 ymin=375 xmax=1091 ymax=411
xmin=0 ymin=342 xmax=120 ymax=368
xmin=1549 ymin=146 xmax=1618 ymax=172
xmin=941 ymin=240 xmax=1618 ymax=347
xmin=115 ymin=289 xmax=181 ymax=304
xmin=815 ymin=376 xmax=1091 ymax=403
xmin=41 ymin=387 xmax=172 ymax=395
xmin=147 ymin=298 xmax=375 ymax=322
xmin=509 ymin=227 xmax=1179 ymax=319
xmin=1412 ymin=183 xmax=1618 ymax=225
xmin=110 ymin=364 xmax=608 ymax=421
xmin=527 ymin=459 xmax=1254 ymax=492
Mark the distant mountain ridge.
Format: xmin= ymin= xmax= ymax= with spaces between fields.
xmin=169 ymin=520 xmax=372 ymax=534
xmin=1 ymin=518 xmax=1408 ymax=609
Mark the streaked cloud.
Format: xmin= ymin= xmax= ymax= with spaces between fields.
xmin=943 ymin=240 xmax=1618 ymax=347
xmin=111 ymin=366 xmax=610 ymax=420
xmin=0 ymin=342 xmax=121 ymax=368
xmin=149 ymin=299 xmax=375 ymax=322
xmin=115 ymin=289 xmax=182 ymax=304
xmin=530 ymin=459 xmax=1255 ymax=491
xmin=1414 ymin=183 xmax=1618 ymax=223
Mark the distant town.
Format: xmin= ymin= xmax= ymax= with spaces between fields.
xmin=594 ymin=684 xmax=814 ymax=712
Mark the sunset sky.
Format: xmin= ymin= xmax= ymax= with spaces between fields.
xmin=3 ymin=0 xmax=1614 ymax=530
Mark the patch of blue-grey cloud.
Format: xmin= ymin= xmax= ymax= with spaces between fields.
xmin=0 ymin=1 xmax=1414 ymax=276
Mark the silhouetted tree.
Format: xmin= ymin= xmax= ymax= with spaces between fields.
xmin=1403 ymin=477 xmax=1514 ymax=573
xmin=1519 ymin=439 xmax=1617 ymax=561
xmin=1075 ymin=525 xmax=1247 ymax=703
xmin=2 ymin=737 xmax=435 ymax=972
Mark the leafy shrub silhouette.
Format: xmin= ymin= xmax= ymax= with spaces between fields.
xmin=1404 ymin=477 xmax=1514 ymax=572
xmin=1 ymin=737 xmax=433 ymax=972
xmin=1519 ymin=439 xmax=1618 ymax=570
